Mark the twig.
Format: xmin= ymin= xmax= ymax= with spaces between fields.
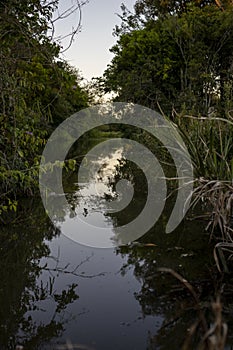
xmin=157 ymin=268 xmax=208 ymax=334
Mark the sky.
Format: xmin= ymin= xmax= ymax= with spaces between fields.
xmin=54 ymin=0 xmax=135 ymax=81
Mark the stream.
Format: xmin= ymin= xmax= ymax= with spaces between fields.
xmin=1 ymin=134 xmax=233 ymax=350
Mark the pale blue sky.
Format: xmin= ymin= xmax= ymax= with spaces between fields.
xmin=54 ymin=0 xmax=135 ymax=81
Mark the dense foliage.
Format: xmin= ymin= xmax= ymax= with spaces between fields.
xmin=104 ymin=1 xmax=233 ymax=117
xmin=0 ymin=0 xmax=89 ymax=214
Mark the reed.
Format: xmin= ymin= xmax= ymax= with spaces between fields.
xmin=176 ymin=114 xmax=233 ymax=181
xmin=174 ymin=114 xmax=233 ymax=244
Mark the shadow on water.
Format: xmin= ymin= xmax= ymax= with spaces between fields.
xmin=1 ymin=132 xmax=233 ymax=349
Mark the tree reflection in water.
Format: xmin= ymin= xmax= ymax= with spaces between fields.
xmin=115 ymin=220 xmax=233 ymax=350
xmin=64 ymin=137 xmax=221 ymax=348
xmin=0 ymin=199 xmax=94 ymax=350
xmin=3 ymin=134 xmax=233 ymax=349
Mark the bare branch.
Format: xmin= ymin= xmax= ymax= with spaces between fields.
xmin=51 ymin=0 xmax=90 ymax=53
xmin=42 ymin=252 xmax=107 ymax=278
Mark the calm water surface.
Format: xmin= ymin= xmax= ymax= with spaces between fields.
xmin=1 ymin=137 xmax=231 ymax=350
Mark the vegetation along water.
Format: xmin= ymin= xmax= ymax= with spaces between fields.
xmin=1 ymin=0 xmax=233 ymax=349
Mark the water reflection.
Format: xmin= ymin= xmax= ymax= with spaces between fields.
xmin=61 ymin=146 xmax=126 ymax=247
xmin=0 ymin=197 xmax=159 ymax=350
xmin=62 ymin=138 xmax=166 ymax=247
xmin=59 ymin=139 xmax=221 ymax=348
xmin=116 ymin=220 xmax=214 ymax=349
xmin=2 ymin=136 xmax=233 ymax=349
xmin=60 ymin=144 xmax=117 ymax=246
xmin=0 ymin=201 xmax=80 ymax=350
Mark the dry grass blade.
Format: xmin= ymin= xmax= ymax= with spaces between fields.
xmin=192 ymin=180 xmax=233 ymax=242
xmin=158 ymin=269 xmax=228 ymax=350
xmin=199 ymin=297 xmax=227 ymax=350
xmin=157 ymin=268 xmax=208 ymax=334
xmin=182 ymin=320 xmax=200 ymax=350
xmin=214 ymin=242 xmax=233 ymax=273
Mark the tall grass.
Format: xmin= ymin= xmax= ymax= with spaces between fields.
xmin=176 ymin=114 xmax=233 ymax=181
xmin=175 ymin=114 xmax=233 ymax=252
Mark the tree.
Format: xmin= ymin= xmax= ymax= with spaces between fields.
xmin=118 ymin=0 xmax=232 ymax=26
xmin=104 ymin=2 xmax=233 ymax=116
xmin=0 ymin=0 xmax=89 ymax=213
xmin=104 ymin=21 xmax=180 ymax=111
